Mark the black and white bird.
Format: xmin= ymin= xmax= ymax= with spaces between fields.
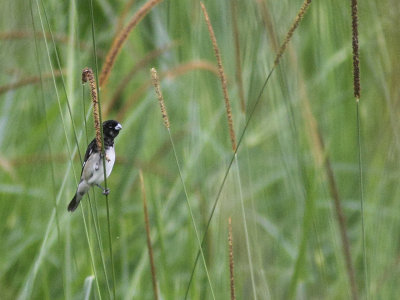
xmin=68 ymin=120 xmax=122 ymax=212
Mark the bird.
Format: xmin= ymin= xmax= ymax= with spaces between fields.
xmin=68 ymin=120 xmax=122 ymax=212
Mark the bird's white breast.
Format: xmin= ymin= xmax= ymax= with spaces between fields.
xmin=105 ymin=146 xmax=116 ymax=178
xmin=85 ymin=146 xmax=116 ymax=185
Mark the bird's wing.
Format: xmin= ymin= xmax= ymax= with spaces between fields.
xmin=81 ymin=139 xmax=98 ymax=176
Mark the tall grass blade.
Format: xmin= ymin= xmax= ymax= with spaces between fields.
xmin=38 ymin=0 xmax=83 ymax=162
xmin=28 ymin=4 xmax=64 ymax=299
xmin=83 ymin=275 xmax=95 ymax=300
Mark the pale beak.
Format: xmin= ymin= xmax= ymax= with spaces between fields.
xmin=115 ymin=123 xmax=122 ymax=131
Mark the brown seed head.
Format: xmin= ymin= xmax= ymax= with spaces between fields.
xmin=99 ymin=0 xmax=164 ymax=88
xmin=200 ymin=2 xmax=237 ymax=152
xmin=351 ymin=0 xmax=360 ymax=99
xmin=228 ymin=217 xmax=236 ymax=300
xmin=82 ymin=67 xmax=102 ymax=151
xmin=150 ymin=68 xmax=170 ymax=129
xmin=273 ymin=0 xmax=312 ymax=67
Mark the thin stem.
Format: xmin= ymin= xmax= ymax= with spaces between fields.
xmin=81 ymin=68 xmax=113 ymax=298
xmin=89 ymin=0 xmax=117 ymax=298
xmin=357 ymin=100 xmax=368 ymax=298
xmin=324 ymin=144 xmax=358 ymax=300
xmin=139 ymin=170 xmax=159 ymax=300
xmin=234 ymin=154 xmax=257 ymax=299
xmin=167 ymin=128 xmax=216 ymax=300
xmin=87 ymin=196 xmax=112 ymax=298
xmin=80 ymin=204 xmax=103 ymax=300
xmin=83 ymin=99 xmax=111 ymax=298
xmin=351 ymin=0 xmax=367 ymax=296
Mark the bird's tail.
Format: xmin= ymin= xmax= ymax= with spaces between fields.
xmin=68 ymin=180 xmax=90 ymax=212
xmin=67 ymin=194 xmax=80 ymax=212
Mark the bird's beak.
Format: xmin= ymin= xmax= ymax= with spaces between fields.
xmin=115 ymin=123 xmax=122 ymax=131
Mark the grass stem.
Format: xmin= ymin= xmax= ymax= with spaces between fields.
xmin=80 ymin=204 xmax=103 ymax=300
xmin=88 ymin=0 xmax=117 ymax=297
xmin=351 ymin=0 xmax=368 ymax=297
xmin=235 ymin=154 xmax=257 ymax=299
xmin=139 ymin=170 xmax=159 ymax=300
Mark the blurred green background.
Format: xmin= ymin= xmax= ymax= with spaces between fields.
xmin=1 ymin=0 xmax=399 ymax=299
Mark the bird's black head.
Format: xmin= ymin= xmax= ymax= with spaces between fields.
xmin=102 ymin=120 xmax=122 ymax=140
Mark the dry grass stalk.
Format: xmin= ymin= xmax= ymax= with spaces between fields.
xmin=200 ymin=2 xmax=237 ymax=152
xmin=105 ymin=42 xmax=177 ymax=115
xmin=115 ymin=60 xmax=218 ymax=119
xmin=0 ymin=69 xmax=63 ymax=95
xmin=230 ymin=0 xmax=246 ymax=113
xmin=273 ymin=0 xmax=312 ymax=67
xmin=139 ymin=170 xmax=159 ymax=300
xmin=161 ymin=60 xmax=219 ymax=78
xmin=82 ymin=67 xmax=102 ymax=151
xmin=228 ymin=217 xmax=236 ymax=300
xmin=324 ymin=144 xmax=358 ymax=300
xmin=351 ymin=0 xmax=360 ymax=100
xmin=99 ymin=0 xmax=163 ymax=88
xmin=0 ymin=31 xmax=104 ymax=56
xmin=150 ymin=67 xmax=170 ymax=129
xmin=305 ymin=102 xmax=359 ymax=300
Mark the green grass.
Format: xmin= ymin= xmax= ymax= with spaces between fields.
xmin=1 ymin=0 xmax=399 ymax=299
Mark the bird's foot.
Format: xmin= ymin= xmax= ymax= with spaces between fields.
xmin=96 ymin=184 xmax=110 ymax=195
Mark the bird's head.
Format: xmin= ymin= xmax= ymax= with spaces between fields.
xmin=102 ymin=120 xmax=122 ymax=139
